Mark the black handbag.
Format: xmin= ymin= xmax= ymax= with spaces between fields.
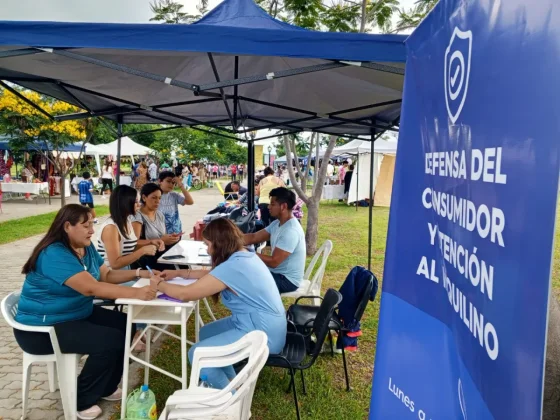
xmin=228 ymin=207 xmax=256 ymax=234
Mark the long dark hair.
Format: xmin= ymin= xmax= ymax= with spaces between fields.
xmin=202 ymin=219 xmax=245 ymax=302
xmin=22 ymin=204 xmax=92 ymax=274
xmin=110 ymin=185 xmax=137 ymax=239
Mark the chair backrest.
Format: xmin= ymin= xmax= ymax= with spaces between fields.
xmin=1 ymin=291 xmax=64 ymax=356
xmin=309 ymin=289 xmax=342 ymax=360
xmin=168 ymin=331 xmax=268 ymax=418
xmin=303 ymin=240 xmax=333 ymax=294
xmin=1 ymin=292 xmax=21 ymax=329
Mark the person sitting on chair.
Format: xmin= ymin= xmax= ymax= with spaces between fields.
xmin=223 ymin=180 xmax=247 ymax=200
xmin=154 ymin=218 xmax=287 ymax=389
xmin=244 ymin=187 xmax=306 ymax=293
xmin=13 ymin=204 xmax=158 ymax=420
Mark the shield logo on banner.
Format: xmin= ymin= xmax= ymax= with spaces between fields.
xmin=444 ymin=27 xmax=473 ymax=124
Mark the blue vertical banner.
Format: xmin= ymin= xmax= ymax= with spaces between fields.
xmin=370 ymin=1 xmax=560 ymax=419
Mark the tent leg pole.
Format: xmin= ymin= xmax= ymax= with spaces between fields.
xmin=368 ymin=127 xmax=375 ymax=271
xmin=116 ymin=115 xmax=123 ymax=187
xmin=247 ymin=141 xmax=255 ymax=212
xmin=356 ymin=153 xmax=359 ymax=211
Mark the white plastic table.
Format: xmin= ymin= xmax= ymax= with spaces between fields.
xmin=1 ymin=182 xmax=49 ymax=203
xmin=116 ymin=278 xmax=199 ymax=418
xmin=157 ymin=240 xmax=217 ymax=323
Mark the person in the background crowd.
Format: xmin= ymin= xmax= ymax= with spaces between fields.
xmin=101 ymin=159 xmax=114 ymax=199
xmin=257 ymin=167 xmax=286 ymax=227
xmin=244 ymin=187 xmax=306 ymax=293
xmin=148 ymin=160 xmax=158 ymax=182
xmin=153 ymin=218 xmax=286 ymax=389
xmin=212 ymin=163 xmax=219 ymax=179
xmin=238 ymin=185 xmax=259 ymax=209
xmin=175 ymin=160 xmax=184 ymax=177
xmin=223 ymin=180 xmax=247 ymax=200
xmin=78 ymin=172 xmax=98 ymax=224
xmin=112 ymin=160 xmax=118 ymax=178
xmin=132 ymin=183 xmax=182 ymax=270
xmin=187 ymin=164 xmax=193 ymax=187
xmin=160 ymin=162 xmax=171 ymax=172
xmin=22 ymin=161 xmax=36 ymax=182
xmin=238 ymin=163 xmax=244 ymax=179
xmin=230 ymin=163 xmax=237 ymax=181
xmin=198 ymin=164 xmax=207 ymax=186
xmin=338 ymin=161 xmax=348 ymax=185
xmin=135 ymin=160 xmax=148 ymax=190
xmin=13 ymin=204 xmax=158 ymax=420
xmin=158 ymin=172 xmax=194 ymax=235
xmin=327 ymin=160 xmax=334 ymax=180
xmin=343 ymin=164 xmax=354 ymax=198
xmin=293 ymin=196 xmax=305 ymax=223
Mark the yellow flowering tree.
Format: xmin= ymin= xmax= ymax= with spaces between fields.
xmin=0 ymin=88 xmax=97 ymax=206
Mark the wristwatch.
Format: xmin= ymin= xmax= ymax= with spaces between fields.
xmin=136 ymin=267 xmax=141 ymax=278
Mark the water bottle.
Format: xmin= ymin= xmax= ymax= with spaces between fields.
xmin=126 ymin=384 xmax=157 ymax=419
xmin=199 ymin=374 xmax=211 ymax=388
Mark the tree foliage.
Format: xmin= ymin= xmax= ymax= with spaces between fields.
xmin=394 ymin=0 xmax=438 ymax=33
xmin=150 ymin=127 xmax=246 ymax=165
xmin=150 ymin=0 xmax=208 ymax=23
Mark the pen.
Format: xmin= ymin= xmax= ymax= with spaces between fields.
xmin=146 ymin=266 xmax=154 ymax=277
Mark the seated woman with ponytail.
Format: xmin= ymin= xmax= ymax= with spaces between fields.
xmin=14 ymin=204 xmax=159 ymax=420
xmin=153 ymin=218 xmax=287 ymax=389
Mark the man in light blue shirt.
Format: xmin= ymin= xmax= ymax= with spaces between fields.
xmin=244 ymin=187 xmax=306 ymax=293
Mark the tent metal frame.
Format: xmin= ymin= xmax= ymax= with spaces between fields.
xmin=0 ymin=46 xmax=401 ymax=269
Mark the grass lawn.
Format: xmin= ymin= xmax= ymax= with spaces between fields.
xmin=0 ymin=205 xmax=110 ymax=245
xmin=130 ymin=202 xmax=390 ymax=420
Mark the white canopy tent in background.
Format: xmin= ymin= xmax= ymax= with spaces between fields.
xmin=332 ymin=139 xmax=398 ymax=206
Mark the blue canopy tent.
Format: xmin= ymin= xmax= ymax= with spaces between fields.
xmin=0 ymin=0 xmax=406 ymax=271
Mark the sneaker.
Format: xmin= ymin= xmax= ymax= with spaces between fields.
xmin=102 ymin=388 xmax=122 ymax=401
xmin=77 ymin=405 xmax=102 ymax=420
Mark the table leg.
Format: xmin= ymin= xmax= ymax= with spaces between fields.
xmin=121 ymin=307 xmax=134 ymax=419
xmin=144 ymin=325 xmax=152 ymax=385
xmin=181 ymin=308 xmax=188 ymax=389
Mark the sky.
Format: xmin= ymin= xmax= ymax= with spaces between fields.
xmin=1 ymin=0 xmax=411 ymax=151
xmin=1 ymin=0 xmax=419 ymax=26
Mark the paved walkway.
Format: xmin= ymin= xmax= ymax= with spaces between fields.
xmin=0 ymin=187 xmax=222 ymax=420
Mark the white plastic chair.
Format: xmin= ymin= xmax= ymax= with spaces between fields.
xmin=281 ymin=240 xmax=333 ymax=305
xmin=159 ymin=330 xmax=269 ymax=420
xmin=1 ymin=292 xmax=81 ymax=420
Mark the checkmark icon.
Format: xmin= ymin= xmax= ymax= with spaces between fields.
xmin=451 ymin=64 xmax=460 ymax=88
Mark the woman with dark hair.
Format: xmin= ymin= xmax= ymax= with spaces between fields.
xmin=14 ymin=204 xmax=158 ymax=420
xmin=132 ymin=183 xmax=182 ymax=270
xmin=153 ymin=218 xmax=286 ymax=389
xmin=97 ymin=185 xmax=162 ymax=270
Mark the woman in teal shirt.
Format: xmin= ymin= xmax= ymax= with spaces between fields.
xmin=154 ymin=218 xmax=287 ymax=389
xmin=14 ymin=204 xmax=158 ymax=420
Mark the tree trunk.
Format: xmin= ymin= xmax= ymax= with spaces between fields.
xmin=360 ymin=0 xmax=368 ymax=33
xmin=60 ymin=174 xmax=66 ymax=207
xmin=543 ymin=294 xmax=560 ymax=420
xmin=305 ymin=199 xmax=320 ymax=255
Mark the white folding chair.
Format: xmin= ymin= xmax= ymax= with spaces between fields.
xmin=281 ymin=240 xmax=333 ymax=305
xmin=1 ymin=292 xmax=81 ymax=420
xmin=159 ymin=330 xmax=269 ymax=420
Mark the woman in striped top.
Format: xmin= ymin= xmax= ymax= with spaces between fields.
xmin=97 ymin=185 xmax=164 ymax=352
xmin=98 ymin=185 xmax=163 ymax=270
